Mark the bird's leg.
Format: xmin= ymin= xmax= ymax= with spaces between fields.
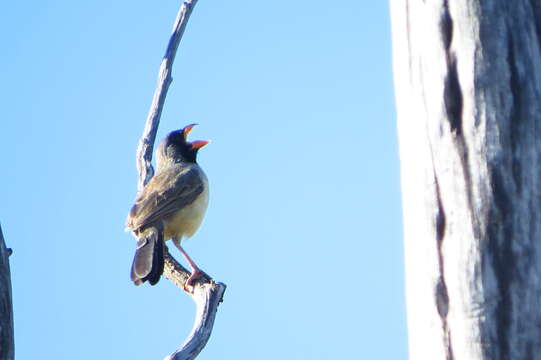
xmin=172 ymin=236 xmax=204 ymax=293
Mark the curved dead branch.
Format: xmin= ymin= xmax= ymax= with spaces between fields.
xmin=134 ymin=1 xmax=226 ymax=359
xmin=137 ymin=0 xmax=198 ymax=191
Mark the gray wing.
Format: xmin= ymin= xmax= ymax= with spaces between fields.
xmin=126 ymin=165 xmax=205 ymax=231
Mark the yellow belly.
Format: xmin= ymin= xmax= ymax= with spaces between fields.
xmin=163 ymin=185 xmax=209 ymax=241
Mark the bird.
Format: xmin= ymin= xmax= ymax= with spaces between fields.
xmin=126 ymin=124 xmax=210 ymax=290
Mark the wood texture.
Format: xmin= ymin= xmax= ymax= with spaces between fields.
xmin=163 ymin=252 xmax=226 ymax=360
xmin=133 ymin=1 xmax=226 ymax=359
xmin=137 ymin=0 xmax=199 ymax=191
xmin=0 ymin=224 xmax=14 ymax=360
xmin=390 ymin=1 xmax=541 ymax=359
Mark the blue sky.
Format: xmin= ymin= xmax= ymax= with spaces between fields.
xmin=1 ymin=1 xmax=405 ymax=359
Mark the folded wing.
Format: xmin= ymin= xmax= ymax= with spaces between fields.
xmin=126 ymin=165 xmax=205 ymax=232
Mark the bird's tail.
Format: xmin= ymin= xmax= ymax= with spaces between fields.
xmin=130 ymin=227 xmax=164 ymax=286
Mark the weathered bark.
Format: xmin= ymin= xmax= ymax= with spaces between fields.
xmin=162 ymin=253 xmax=226 ymax=360
xmin=390 ymin=1 xmax=541 ymax=359
xmin=136 ymin=0 xmax=199 ymax=191
xmin=133 ymin=1 xmax=226 ymax=359
xmin=0 ymin=224 xmax=14 ymax=360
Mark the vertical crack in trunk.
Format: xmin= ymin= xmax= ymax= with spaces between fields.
xmin=434 ymin=173 xmax=454 ymax=360
xmin=431 ymin=2 xmax=473 ymax=358
xmin=426 ymin=108 xmax=454 ymax=360
xmin=441 ymin=1 xmax=473 ymax=222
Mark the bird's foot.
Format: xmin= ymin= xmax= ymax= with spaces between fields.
xmin=183 ymin=269 xmax=205 ymax=294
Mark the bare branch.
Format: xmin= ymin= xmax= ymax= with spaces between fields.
xmin=163 ymin=250 xmax=227 ymax=360
xmin=133 ymin=1 xmax=226 ymax=359
xmin=0 ymin=224 xmax=14 ymax=360
xmin=136 ymin=0 xmax=199 ymax=191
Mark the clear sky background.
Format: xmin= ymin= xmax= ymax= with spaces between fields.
xmin=1 ymin=1 xmax=405 ymax=359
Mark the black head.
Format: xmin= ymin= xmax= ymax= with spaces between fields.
xmin=157 ymin=124 xmax=209 ymax=166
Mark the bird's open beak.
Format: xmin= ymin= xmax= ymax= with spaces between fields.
xmin=183 ymin=123 xmax=198 ymax=138
xmin=191 ymin=140 xmax=210 ymax=150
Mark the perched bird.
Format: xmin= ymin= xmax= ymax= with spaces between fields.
xmin=126 ymin=124 xmax=209 ymax=289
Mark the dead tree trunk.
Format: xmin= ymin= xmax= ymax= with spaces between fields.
xmin=390 ymin=1 xmax=541 ymax=359
xmin=0 ymin=224 xmax=14 ymax=360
